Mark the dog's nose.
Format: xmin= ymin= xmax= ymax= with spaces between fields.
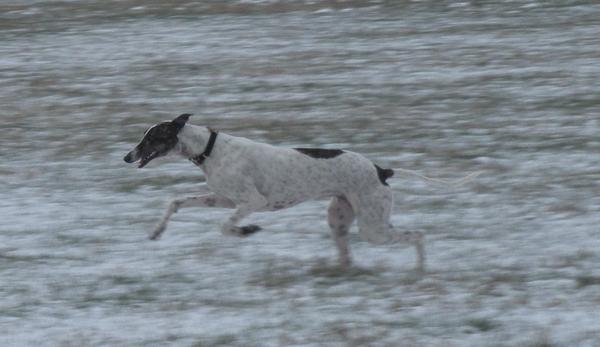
xmin=123 ymin=153 xmax=133 ymax=163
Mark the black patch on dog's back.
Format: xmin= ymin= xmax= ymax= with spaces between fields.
xmin=374 ymin=164 xmax=394 ymax=186
xmin=294 ymin=148 xmax=344 ymax=159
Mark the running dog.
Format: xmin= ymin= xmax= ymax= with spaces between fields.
xmin=124 ymin=114 xmax=425 ymax=270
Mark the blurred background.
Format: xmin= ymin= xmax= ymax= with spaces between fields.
xmin=1 ymin=0 xmax=600 ymax=346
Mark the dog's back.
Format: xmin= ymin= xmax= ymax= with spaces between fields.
xmin=221 ymin=139 xmax=389 ymax=202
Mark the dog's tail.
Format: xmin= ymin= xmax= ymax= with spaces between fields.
xmin=391 ymin=167 xmax=482 ymax=187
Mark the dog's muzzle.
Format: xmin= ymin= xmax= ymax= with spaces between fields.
xmin=123 ymin=151 xmax=136 ymax=164
xmin=124 ymin=149 xmax=159 ymax=168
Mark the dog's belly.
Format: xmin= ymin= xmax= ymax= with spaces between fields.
xmin=260 ymin=188 xmax=339 ymax=211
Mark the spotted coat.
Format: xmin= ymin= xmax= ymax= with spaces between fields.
xmin=124 ymin=114 xmax=424 ymax=270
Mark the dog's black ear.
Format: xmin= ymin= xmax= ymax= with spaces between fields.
xmin=172 ymin=113 xmax=191 ymax=130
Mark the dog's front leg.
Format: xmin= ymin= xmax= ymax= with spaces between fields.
xmin=150 ymin=193 xmax=235 ymax=240
xmin=221 ymin=194 xmax=268 ymax=237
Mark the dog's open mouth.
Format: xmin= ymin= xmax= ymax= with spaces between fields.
xmin=138 ymin=151 xmax=159 ymax=168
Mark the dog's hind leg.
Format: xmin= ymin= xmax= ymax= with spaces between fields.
xmin=389 ymin=229 xmax=425 ymax=273
xmin=150 ymin=193 xmax=235 ymax=240
xmin=355 ymin=187 xmax=425 ymax=272
xmin=328 ymin=196 xmax=355 ymax=268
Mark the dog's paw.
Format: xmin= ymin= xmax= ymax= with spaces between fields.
xmin=240 ymin=224 xmax=262 ymax=236
xmin=149 ymin=224 xmax=166 ymax=240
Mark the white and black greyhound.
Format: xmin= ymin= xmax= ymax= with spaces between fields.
xmin=124 ymin=113 xmax=426 ymax=270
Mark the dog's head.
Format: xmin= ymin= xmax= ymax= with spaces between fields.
xmin=123 ymin=113 xmax=191 ymax=168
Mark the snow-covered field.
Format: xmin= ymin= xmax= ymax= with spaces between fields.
xmin=1 ymin=1 xmax=600 ymax=346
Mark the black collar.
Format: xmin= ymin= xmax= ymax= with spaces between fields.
xmin=189 ymin=128 xmax=218 ymax=166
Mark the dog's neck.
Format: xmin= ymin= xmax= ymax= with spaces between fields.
xmin=177 ymin=124 xmax=215 ymax=159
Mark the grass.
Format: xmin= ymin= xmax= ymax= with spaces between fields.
xmin=54 ymin=233 xmax=117 ymax=245
xmin=526 ymin=333 xmax=561 ymax=347
xmin=191 ymin=334 xmax=242 ymax=347
xmin=246 ymin=257 xmax=394 ymax=291
xmin=114 ymin=286 xmax=160 ymax=305
xmin=108 ymin=274 xmax=141 ymax=285
xmin=308 ymin=261 xmax=381 ymax=280
xmin=488 ymin=272 xmax=527 ymax=284
xmin=372 ymin=318 xmax=420 ymax=330
xmin=465 ymin=318 xmax=497 ymax=332
xmin=75 ymin=287 xmax=158 ymax=308
xmin=556 ymin=249 xmax=594 ymax=268
xmin=246 ymin=259 xmax=304 ymax=288
xmin=114 ymin=175 xmax=204 ymax=193
xmin=71 ymin=279 xmax=160 ymax=308
xmin=319 ymin=321 xmax=390 ymax=347
xmin=0 ymin=252 xmax=45 ymax=263
xmin=197 ymin=298 xmax=268 ymax=309
xmin=472 ymin=271 xmax=528 ymax=297
xmin=575 ymin=275 xmax=600 ymax=288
